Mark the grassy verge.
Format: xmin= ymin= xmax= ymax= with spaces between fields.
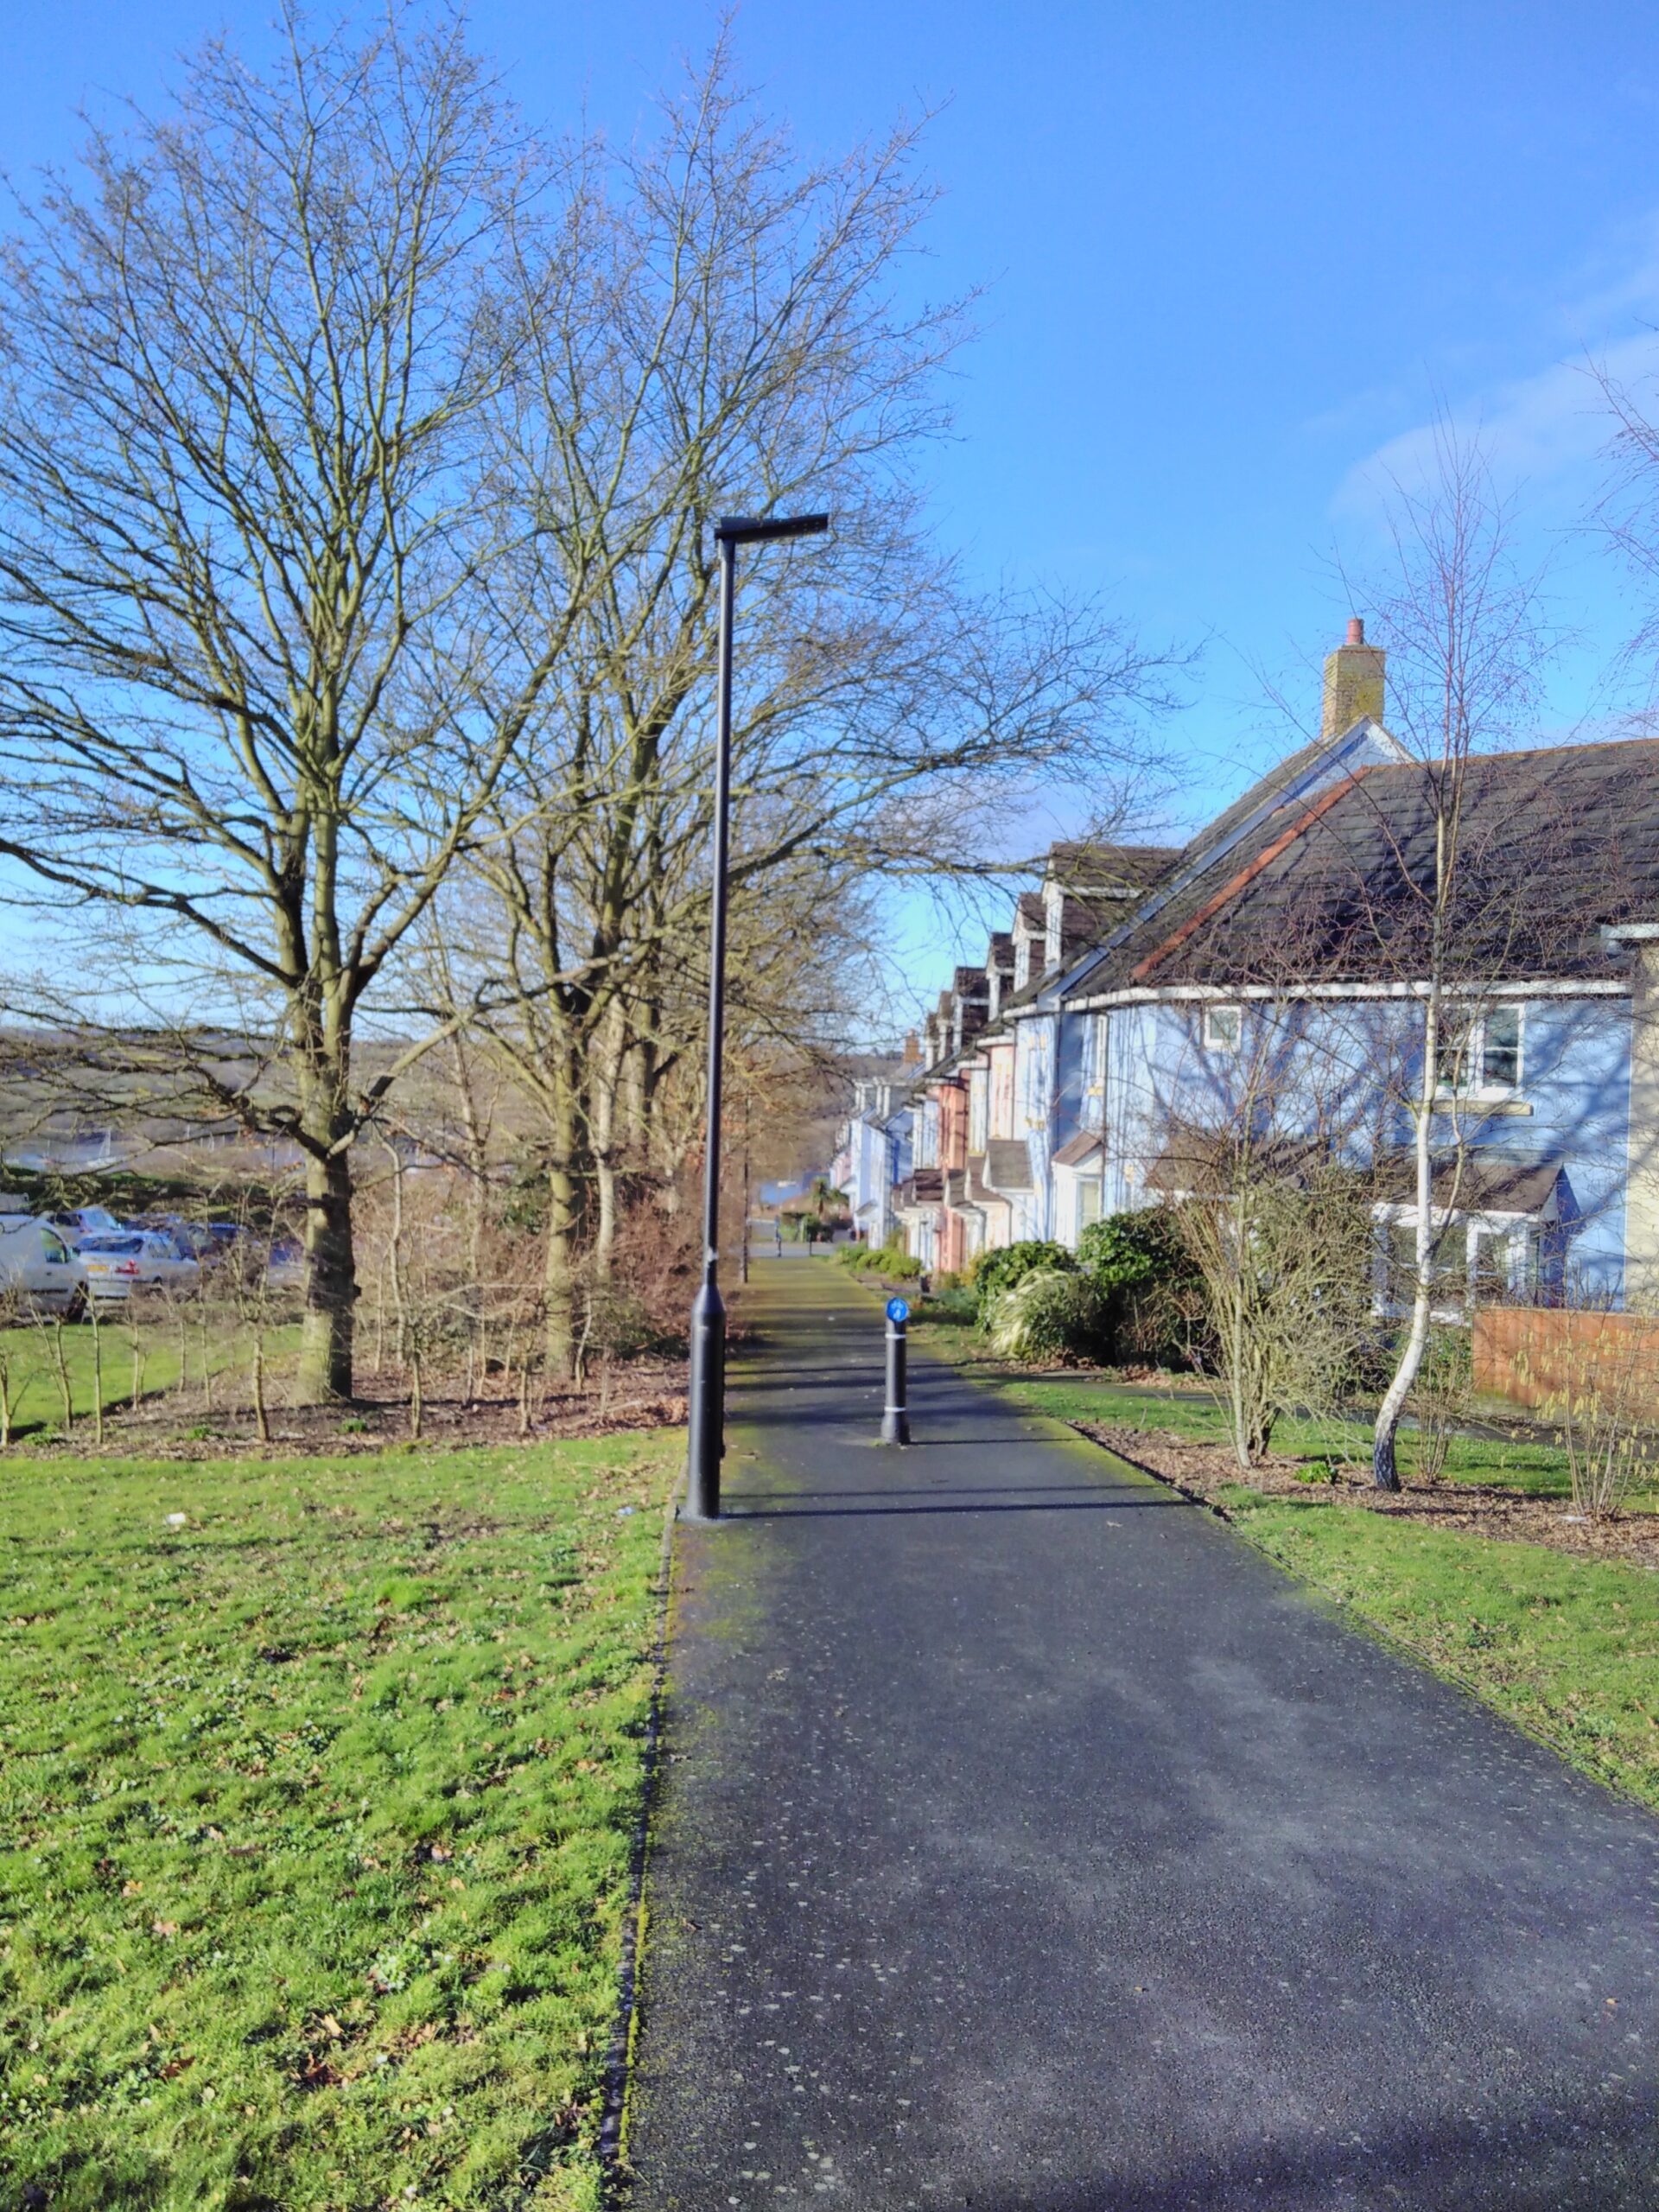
xmin=944 ymin=1353 xmax=1659 ymax=1812
xmin=1217 ymin=1486 xmax=1659 ymax=1810
xmin=0 ymin=1318 xmax=307 ymax=1443
xmin=969 ymin=1367 xmax=1656 ymax=1504
xmin=0 ymin=1433 xmax=677 ymax=2209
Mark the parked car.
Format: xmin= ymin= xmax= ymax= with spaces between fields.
xmin=265 ymin=1236 xmax=305 ymax=1291
xmin=131 ymin=1215 xmax=239 ymax=1262
xmin=47 ymin=1205 xmax=125 ymax=1249
xmin=0 ymin=1215 xmax=88 ymax=1315
xmin=78 ymin=1231 xmax=202 ymax=1304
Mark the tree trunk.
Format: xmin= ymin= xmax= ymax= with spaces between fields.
xmin=740 ymin=1109 xmax=751 ymax=1287
xmin=300 ymin=1145 xmax=357 ymax=1402
xmin=621 ymin=1032 xmax=650 ymax=1150
xmin=384 ymin=1140 xmax=408 ymax=1365
xmin=251 ymin=1327 xmax=270 ymax=1443
xmin=448 ymin=1034 xmax=491 ymax=1392
xmin=594 ymin=1151 xmax=618 ymax=1288
xmin=1373 ymin=997 xmax=1442 ymax=1491
xmin=591 ymin=1020 xmax=620 ymax=1290
xmin=543 ymin=1064 xmax=582 ymax=1382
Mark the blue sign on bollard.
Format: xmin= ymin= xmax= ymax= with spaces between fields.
xmin=886 ymin=1296 xmax=910 ymax=1325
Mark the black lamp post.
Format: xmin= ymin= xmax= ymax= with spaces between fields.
xmin=683 ymin=510 xmax=831 ymax=1522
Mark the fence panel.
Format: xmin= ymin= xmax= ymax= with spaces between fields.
xmin=1474 ymin=1305 xmax=1659 ymax=1414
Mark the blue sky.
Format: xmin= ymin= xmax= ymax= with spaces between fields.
xmin=5 ymin=1 xmax=1659 ymax=1019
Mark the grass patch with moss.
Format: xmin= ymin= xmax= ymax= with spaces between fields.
xmin=0 ymin=1433 xmax=676 ymax=2209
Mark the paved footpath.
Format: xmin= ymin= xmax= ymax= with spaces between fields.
xmin=625 ymin=1262 xmax=1659 ymax=2210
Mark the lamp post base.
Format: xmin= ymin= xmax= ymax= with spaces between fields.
xmin=684 ymin=1279 xmax=727 ymax=1520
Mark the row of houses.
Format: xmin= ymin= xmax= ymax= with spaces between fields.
xmin=834 ymin=620 xmax=1659 ymax=1314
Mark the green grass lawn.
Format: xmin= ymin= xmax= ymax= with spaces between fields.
xmin=976 ymin=1369 xmax=1641 ymax=1502
xmin=0 ymin=1317 xmax=307 ymax=1443
xmin=1217 ymin=1487 xmax=1659 ymax=1811
xmin=0 ymin=1433 xmax=677 ymax=2209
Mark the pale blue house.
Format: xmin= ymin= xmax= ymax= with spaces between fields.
xmin=929 ymin=620 xmax=1659 ymax=1315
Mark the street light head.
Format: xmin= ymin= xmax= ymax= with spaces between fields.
xmin=714 ymin=512 xmax=831 ymax=546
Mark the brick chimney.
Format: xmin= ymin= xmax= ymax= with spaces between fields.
xmin=900 ymin=1030 xmax=921 ymax=1067
xmin=1321 ymin=616 xmax=1386 ymax=741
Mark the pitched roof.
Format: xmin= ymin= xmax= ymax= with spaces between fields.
xmin=1376 ymin=1153 xmax=1565 ymax=1215
xmin=1181 ymin=721 xmax=1402 ymax=872
xmin=1052 ymin=1130 xmax=1104 ymax=1168
xmin=1071 ymin=739 xmax=1659 ymax=995
xmin=1146 ymin=1131 xmax=1326 ymax=1196
xmin=1046 ymin=840 xmax=1182 ymax=893
xmin=983 ymin=1139 xmax=1034 ymax=1192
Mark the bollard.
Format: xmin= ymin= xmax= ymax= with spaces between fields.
xmin=881 ymin=1295 xmax=911 ymax=1445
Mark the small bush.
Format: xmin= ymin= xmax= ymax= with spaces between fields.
xmin=1076 ymin=1205 xmax=1205 ymax=1368
xmin=983 ymin=1268 xmax=1107 ymax=1362
xmin=1407 ymin=1326 xmax=1473 ymax=1482
xmin=588 ymin=1288 xmax=678 ymax=1361
xmin=1077 ymin=1207 xmax=1187 ymax=1290
xmin=875 ymin=1249 xmax=923 ymax=1281
xmin=973 ymin=1239 xmax=1075 ymax=1319
xmin=839 ymin=1238 xmax=920 ymax=1279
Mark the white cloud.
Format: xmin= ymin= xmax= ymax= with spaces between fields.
xmin=1332 ymin=213 xmax=1659 ymax=531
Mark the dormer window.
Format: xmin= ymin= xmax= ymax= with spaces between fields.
xmin=1202 ymin=1003 xmax=1241 ymax=1052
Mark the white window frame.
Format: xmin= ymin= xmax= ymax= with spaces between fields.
xmin=1076 ymin=1170 xmax=1103 ymax=1236
xmin=967 ymin=1069 xmax=988 ymax=1157
xmin=1202 ymin=1003 xmax=1241 ymax=1052
xmin=1371 ymin=1201 xmax=1538 ymax=1321
xmin=1434 ymin=1001 xmax=1525 ymax=1101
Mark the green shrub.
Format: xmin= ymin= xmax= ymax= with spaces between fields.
xmin=983 ymin=1268 xmax=1107 ymax=1362
xmin=839 ymin=1238 xmax=918 ymax=1278
xmin=1077 ymin=1207 xmax=1189 ymax=1290
xmin=973 ymin=1239 xmax=1075 ymax=1319
xmin=876 ymin=1248 xmax=923 ymax=1281
xmin=1075 ymin=1206 xmax=1204 ymax=1368
xmin=1407 ymin=1325 xmax=1474 ymax=1481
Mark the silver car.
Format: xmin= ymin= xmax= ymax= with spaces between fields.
xmin=79 ymin=1231 xmax=203 ymax=1304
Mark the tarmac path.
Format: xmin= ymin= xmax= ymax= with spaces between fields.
xmin=623 ymin=1260 xmax=1659 ymax=2210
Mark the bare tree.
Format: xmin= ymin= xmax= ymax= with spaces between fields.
xmin=437 ymin=42 xmax=1173 ymax=1373
xmin=1150 ymin=1001 xmax=1377 ymax=1468
xmin=1353 ymin=429 xmax=1554 ymax=1488
xmin=0 ymin=11 xmax=581 ymax=1399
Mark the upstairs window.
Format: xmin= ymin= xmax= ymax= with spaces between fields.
xmin=1482 ymin=1005 xmax=1522 ymax=1089
xmin=1435 ymin=1003 xmax=1523 ymax=1097
xmin=1202 ymin=1003 xmax=1241 ymax=1052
